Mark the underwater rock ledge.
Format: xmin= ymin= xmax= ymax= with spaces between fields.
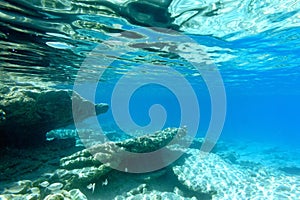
xmin=0 ymin=127 xmax=190 ymax=199
xmin=0 ymin=85 xmax=108 ymax=148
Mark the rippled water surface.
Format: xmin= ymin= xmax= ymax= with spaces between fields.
xmin=1 ymin=0 xmax=299 ymax=90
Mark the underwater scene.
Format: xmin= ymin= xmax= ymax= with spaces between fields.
xmin=0 ymin=0 xmax=300 ymax=199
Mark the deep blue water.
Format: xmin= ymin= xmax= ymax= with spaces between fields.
xmin=95 ymin=80 xmax=300 ymax=148
xmin=88 ymin=27 xmax=300 ymax=150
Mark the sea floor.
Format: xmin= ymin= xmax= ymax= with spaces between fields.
xmin=1 ymin=132 xmax=300 ymax=199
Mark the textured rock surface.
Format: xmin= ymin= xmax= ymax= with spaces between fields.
xmin=0 ymin=85 xmax=108 ymax=147
xmin=57 ymin=127 xmax=187 ymax=187
xmin=1 ymin=127 xmax=189 ymax=199
xmin=1 ymin=181 xmax=87 ymax=200
xmin=45 ymin=128 xmax=127 ymax=147
xmin=115 ymin=127 xmax=187 ymax=153
xmin=173 ymin=148 xmax=300 ymax=199
xmin=44 ymin=189 xmax=88 ymax=200
xmin=0 ymin=140 xmax=87 ymax=199
xmin=114 ymin=184 xmax=198 ymax=200
xmin=3 ymin=128 xmax=299 ymax=199
xmin=0 ymin=138 xmax=80 ymax=186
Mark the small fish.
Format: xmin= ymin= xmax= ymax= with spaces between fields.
xmin=102 ymin=179 xmax=108 ymax=186
xmin=87 ymin=183 xmax=95 ymax=193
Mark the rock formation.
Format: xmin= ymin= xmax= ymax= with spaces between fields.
xmin=172 ymin=148 xmax=300 ymax=199
xmin=0 ymin=127 xmax=189 ymax=199
xmin=57 ymin=127 xmax=187 ymax=188
xmin=0 ymin=85 xmax=108 ymax=147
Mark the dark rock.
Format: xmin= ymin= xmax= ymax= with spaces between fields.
xmin=0 ymin=85 xmax=108 ymax=148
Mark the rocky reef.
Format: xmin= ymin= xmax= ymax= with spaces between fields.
xmin=56 ymin=127 xmax=188 ymax=188
xmin=0 ymin=127 xmax=190 ymax=199
xmin=1 ymin=126 xmax=300 ymax=199
xmin=0 ymin=85 xmax=108 ymax=147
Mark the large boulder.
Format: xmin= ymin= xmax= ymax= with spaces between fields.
xmin=0 ymin=85 xmax=108 ymax=147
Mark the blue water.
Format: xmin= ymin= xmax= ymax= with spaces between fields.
xmin=96 ymin=76 xmax=300 ymax=148
xmin=1 ymin=0 xmax=300 ymax=198
xmin=89 ymin=27 xmax=300 ymax=149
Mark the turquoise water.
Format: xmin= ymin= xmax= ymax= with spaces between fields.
xmin=1 ymin=0 xmax=300 ymax=199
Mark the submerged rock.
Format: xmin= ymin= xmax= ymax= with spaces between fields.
xmin=46 ymin=128 xmax=116 ymax=147
xmin=2 ymin=176 xmax=87 ymax=200
xmin=0 ymin=85 xmax=108 ymax=147
xmin=46 ymin=182 xmax=64 ymax=192
xmin=46 ymin=129 xmax=79 ymax=141
xmin=1 ymin=127 xmax=189 ymax=198
xmin=279 ymin=166 xmax=300 ymax=175
xmin=173 ymin=148 xmax=300 ymax=199
xmin=114 ymin=184 xmax=198 ymax=200
xmin=3 ymin=180 xmax=32 ymax=194
xmin=173 ymin=149 xmax=245 ymax=196
xmin=56 ymin=127 xmax=187 ymax=188
xmin=39 ymin=181 xmax=50 ymax=188
xmin=44 ymin=189 xmax=87 ymax=200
